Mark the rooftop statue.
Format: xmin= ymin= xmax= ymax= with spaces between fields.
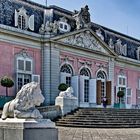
xmin=1 ymin=82 xmax=44 ymax=120
xmin=73 ymin=5 xmax=91 ymax=30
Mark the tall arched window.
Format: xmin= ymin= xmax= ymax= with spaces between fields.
xmin=80 ymin=67 xmax=91 ymax=102
xmin=60 ymin=64 xmax=73 ymax=87
xmin=60 ymin=64 xmax=73 ymax=74
xmin=80 ymin=67 xmax=91 ymax=77
xmin=97 ymin=70 xmax=107 ymax=97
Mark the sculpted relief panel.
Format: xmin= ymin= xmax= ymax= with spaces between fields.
xmin=60 ymin=31 xmax=107 ymax=53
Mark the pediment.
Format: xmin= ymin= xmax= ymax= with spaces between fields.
xmin=53 ymin=29 xmax=116 ymax=55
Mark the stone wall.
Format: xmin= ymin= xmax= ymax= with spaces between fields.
xmin=38 ymin=105 xmax=62 ymax=120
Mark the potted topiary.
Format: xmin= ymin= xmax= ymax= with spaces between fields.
xmin=117 ymin=90 xmax=125 ymax=108
xmin=1 ymin=76 xmax=14 ymax=97
xmin=58 ymin=83 xmax=68 ymax=91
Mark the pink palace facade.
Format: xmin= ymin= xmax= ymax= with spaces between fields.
xmin=1 ymin=0 xmax=140 ymax=108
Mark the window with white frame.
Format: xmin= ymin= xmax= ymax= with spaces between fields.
xmin=118 ymin=75 xmax=126 ymax=87
xmin=17 ymin=57 xmax=32 ymax=91
xmin=17 ymin=58 xmax=32 ymax=73
xmin=58 ymin=21 xmax=71 ymax=33
xmin=80 ymin=68 xmax=90 ymax=77
xmin=15 ymin=7 xmax=34 ymax=31
xmin=60 ymin=64 xmax=73 ymax=87
xmin=116 ymin=75 xmax=127 ymax=104
xmin=136 ymin=47 xmax=140 ymax=60
xmin=84 ymin=79 xmax=89 ymax=102
xmin=80 ymin=67 xmax=91 ymax=103
xmin=138 ymin=78 xmax=140 ymax=89
xmin=18 ymin=15 xmax=26 ymax=30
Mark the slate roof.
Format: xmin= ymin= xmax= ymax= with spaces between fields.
xmin=0 ymin=0 xmax=44 ymax=32
xmin=0 ymin=0 xmax=140 ymax=60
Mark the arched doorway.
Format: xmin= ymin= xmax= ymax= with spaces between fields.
xmin=97 ymin=70 xmax=107 ymax=98
xmin=80 ymin=67 xmax=91 ymax=103
xmin=96 ymin=70 xmax=111 ymax=106
xmin=79 ymin=67 xmax=93 ymax=107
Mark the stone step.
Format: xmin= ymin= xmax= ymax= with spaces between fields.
xmin=56 ymin=108 xmax=140 ymax=128
xmin=79 ymin=108 xmax=140 ymax=111
xmin=59 ymin=119 xmax=140 ymax=123
xmin=56 ymin=122 xmax=140 ymax=128
xmin=65 ymin=114 xmax=140 ymax=118
xmin=61 ymin=117 xmax=140 ymax=120
xmin=75 ymin=112 xmax=140 ymax=115
xmin=77 ymin=110 xmax=140 ymax=113
xmin=72 ymin=114 xmax=140 ymax=117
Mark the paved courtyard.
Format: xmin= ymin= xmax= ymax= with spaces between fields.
xmin=58 ymin=127 xmax=140 ymax=140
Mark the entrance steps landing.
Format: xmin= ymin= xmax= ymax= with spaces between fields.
xmin=56 ymin=108 xmax=140 ymax=128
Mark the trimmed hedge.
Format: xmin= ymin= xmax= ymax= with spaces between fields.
xmin=58 ymin=83 xmax=68 ymax=91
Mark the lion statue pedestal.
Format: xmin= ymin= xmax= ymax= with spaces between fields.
xmin=55 ymin=87 xmax=78 ymax=116
xmin=0 ymin=82 xmax=58 ymax=140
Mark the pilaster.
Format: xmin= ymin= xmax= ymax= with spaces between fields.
xmin=108 ymin=58 xmax=115 ymax=107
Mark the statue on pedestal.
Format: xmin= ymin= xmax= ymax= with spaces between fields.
xmin=1 ymin=82 xmax=45 ymax=120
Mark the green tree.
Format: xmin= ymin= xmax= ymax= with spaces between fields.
xmin=58 ymin=83 xmax=68 ymax=91
xmin=117 ymin=90 xmax=125 ymax=104
xmin=1 ymin=76 xmax=14 ymax=96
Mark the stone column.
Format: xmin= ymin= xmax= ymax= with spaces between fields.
xmin=108 ymin=58 xmax=115 ymax=107
xmin=50 ymin=43 xmax=60 ymax=104
xmin=41 ymin=43 xmax=51 ymax=105
xmin=41 ymin=42 xmax=60 ymax=105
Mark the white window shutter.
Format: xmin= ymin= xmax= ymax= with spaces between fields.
xmin=71 ymin=76 xmax=79 ymax=98
xmin=60 ymin=72 xmax=67 ymax=84
xmin=126 ymin=88 xmax=132 ymax=105
xmin=116 ymin=86 xmax=119 ymax=103
xmin=28 ymin=15 xmax=34 ymax=31
xmin=89 ymin=79 xmax=96 ymax=103
xmin=32 ymin=75 xmax=40 ymax=84
xmin=79 ymin=75 xmax=85 ymax=102
xmin=138 ymin=79 xmax=140 ymax=89
xmin=15 ymin=9 xmax=18 ymax=27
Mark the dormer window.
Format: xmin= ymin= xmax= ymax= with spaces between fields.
xmin=136 ymin=46 xmax=140 ymax=60
xmin=58 ymin=17 xmax=71 ymax=33
xmin=64 ymin=25 xmax=67 ymax=30
xmin=18 ymin=15 xmax=26 ymax=30
xmin=60 ymin=23 xmax=63 ymax=29
xmin=59 ymin=22 xmax=70 ymax=33
xmin=15 ymin=7 xmax=34 ymax=31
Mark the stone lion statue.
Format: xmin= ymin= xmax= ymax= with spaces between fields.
xmin=1 ymin=82 xmax=45 ymax=120
xmin=59 ymin=87 xmax=76 ymax=98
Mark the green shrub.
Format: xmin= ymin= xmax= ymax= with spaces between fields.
xmin=1 ymin=76 xmax=14 ymax=96
xmin=117 ymin=90 xmax=124 ymax=98
xmin=117 ymin=90 xmax=124 ymax=104
xmin=58 ymin=83 xmax=68 ymax=91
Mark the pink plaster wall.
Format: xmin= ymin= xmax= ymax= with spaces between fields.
xmin=0 ymin=41 xmax=41 ymax=96
xmin=114 ymin=66 xmax=140 ymax=105
xmin=61 ymin=52 xmax=140 ymax=105
xmin=60 ymin=52 xmax=108 ymax=79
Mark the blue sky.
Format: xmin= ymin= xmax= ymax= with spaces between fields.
xmin=32 ymin=0 xmax=140 ymax=39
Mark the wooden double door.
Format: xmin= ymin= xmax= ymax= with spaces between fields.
xmin=96 ymin=80 xmax=112 ymax=105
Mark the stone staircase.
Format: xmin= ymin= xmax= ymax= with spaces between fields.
xmin=56 ymin=108 xmax=140 ymax=128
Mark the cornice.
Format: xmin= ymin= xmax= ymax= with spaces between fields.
xmin=0 ymin=24 xmax=42 ymax=42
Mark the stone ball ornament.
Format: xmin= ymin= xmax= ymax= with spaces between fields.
xmin=1 ymin=82 xmax=45 ymax=120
